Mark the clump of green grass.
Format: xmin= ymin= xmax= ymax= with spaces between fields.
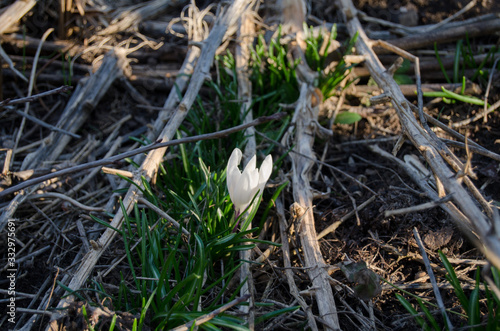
xmin=425 ymin=39 xmax=499 ymax=105
xmin=89 ymin=153 xmax=277 ymax=329
xmin=303 ymin=24 xmax=358 ymax=100
xmin=247 ymin=26 xmax=301 ymax=110
xmin=79 ymin=24 xmax=359 ymax=330
xmin=392 ymin=251 xmax=500 ymax=330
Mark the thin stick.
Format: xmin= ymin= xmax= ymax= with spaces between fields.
xmin=385 ymin=195 xmax=452 ymax=217
xmin=46 ymin=267 xmax=60 ymax=312
xmin=0 ymin=113 xmax=285 ymax=198
xmin=328 ymin=168 xmax=361 ymax=226
xmin=0 ymin=43 xmax=28 ymax=82
xmin=0 ymin=86 xmax=73 ymax=107
xmin=137 ymin=197 xmax=190 ymax=238
xmin=419 ymin=0 xmax=477 ymax=34
xmin=101 ymin=167 xmax=134 ymax=178
xmin=482 ymin=57 xmax=500 ymax=123
xmin=452 ymin=99 xmax=500 ymax=128
xmin=440 ymin=138 xmax=500 ymax=162
xmin=413 ymin=228 xmax=454 ymax=330
xmin=388 ymin=18 xmax=500 ymax=51
xmin=16 ymin=308 xmax=52 ymax=316
xmin=14 ymin=109 xmax=81 ymax=139
xmin=27 ymin=193 xmax=104 ymax=212
xmin=256 ymin=131 xmax=377 ymax=196
xmin=11 ymin=28 xmax=54 ymax=169
xmin=317 ymin=195 xmax=377 ymax=239
xmin=170 ymin=294 xmax=251 ymax=331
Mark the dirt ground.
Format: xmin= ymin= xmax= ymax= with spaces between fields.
xmin=0 ymin=0 xmax=499 ymax=330
xmin=354 ymin=0 xmax=500 ymax=24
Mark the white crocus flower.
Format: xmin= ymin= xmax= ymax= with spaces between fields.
xmin=227 ymin=148 xmax=273 ymax=215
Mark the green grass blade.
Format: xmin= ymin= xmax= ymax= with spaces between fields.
xmin=441 ymin=87 xmax=486 ymax=106
xmin=396 ymin=294 xmax=429 ymax=330
xmin=89 ymin=214 xmax=122 ymax=234
xmin=468 ymin=268 xmax=481 ymax=330
xmin=453 ymin=40 xmax=462 ymax=83
xmin=138 ymin=289 xmax=157 ymax=331
xmin=254 ymin=306 xmax=300 ymax=324
xmin=109 ymin=314 xmax=117 ymax=331
xmin=434 ymin=42 xmax=451 ymax=84
xmin=439 ymin=251 xmax=469 ymax=312
xmin=56 ymin=281 xmax=87 ymax=301
xmin=416 ymin=298 xmax=440 ymax=331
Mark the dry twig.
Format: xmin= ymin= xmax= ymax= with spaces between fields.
xmin=413 ymin=228 xmax=454 ymax=330
xmin=0 ymin=113 xmax=285 ymax=199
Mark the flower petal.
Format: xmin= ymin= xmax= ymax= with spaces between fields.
xmin=226 ymin=149 xmax=274 ymax=214
xmin=228 ymin=168 xmax=241 ymax=202
xmin=227 ymin=148 xmax=243 ymax=202
xmin=227 ymin=148 xmax=242 ymax=171
xmin=235 ymin=169 xmax=253 ymax=211
xmin=243 ymin=155 xmax=256 ymax=173
xmin=258 ymin=154 xmax=273 ymax=191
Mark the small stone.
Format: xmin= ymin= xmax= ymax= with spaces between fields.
xmin=424 ymin=226 xmax=453 ymax=250
xmin=398 ymin=4 xmax=419 ymax=27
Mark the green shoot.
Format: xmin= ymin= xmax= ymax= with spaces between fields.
xmin=395 ymin=251 xmax=500 ymax=330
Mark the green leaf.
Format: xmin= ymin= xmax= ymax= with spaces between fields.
xmin=396 ymin=294 xmax=429 ymax=330
xmin=468 ymin=268 xmax=481 ymax=330
xmin=416 ymin=298 xmax=440 ymax=331
xmin=439 ymin=251 xmax=469 ymax=312
xmin=394 ymin=74 xmax=414 ymax=85
xmin=441 ymin=86 xmax=487 ymax=106
xmin=254 ymin=306 xmax=301 ymax=324
xmin=334 ymin=111 xmax=362 ymax=124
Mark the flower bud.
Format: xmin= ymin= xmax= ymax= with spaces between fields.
xmin=226 ymin=148 xmax=272 ymax=214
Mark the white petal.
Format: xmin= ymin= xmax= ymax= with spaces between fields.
xmin=235 ymin=170 xmax=253 ymax=211
xmin=258 ymin=154 xmax=273 ymax=190
xmin=227 ymin=148 xmax=243 ymax=201
xmin=226 ymin=149 xmax=274 ymax=214
xmin=227 ymin=148 xmax=242 ymax=171
xmin=243 ymin=155 xmax=256 ymax=173
xmin=227 ymin=168 xmax=240 ymax=201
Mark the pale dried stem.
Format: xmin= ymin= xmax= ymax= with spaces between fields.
xmin=0 ymin=87 xmax=75 ymax=140
xmin=27 ymin=193 xmax=104 ymax=212
xmin=386 ymin=17 xmax=500 ymax=51
xmin=0 ymin=0 xmax=37 ymax=35
xmin=236 ymin=9 xmax=257 ymax=329
xmin=171 ymin=294 xmax=251 ymax=331
xmin=276 ymin=196 xmax=319 ymax=331
xmin=0 ymin=113 xmax=283 ymax=199
xmin=288 ymin=81 xmax=340 ymax=330
xmin=98 ymin=0 xmax=188 ymax=35
xmin=317 ymin=195 xmax=377 ymax=239
xmin=384 ymin=195 xmax=452 ymax=217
